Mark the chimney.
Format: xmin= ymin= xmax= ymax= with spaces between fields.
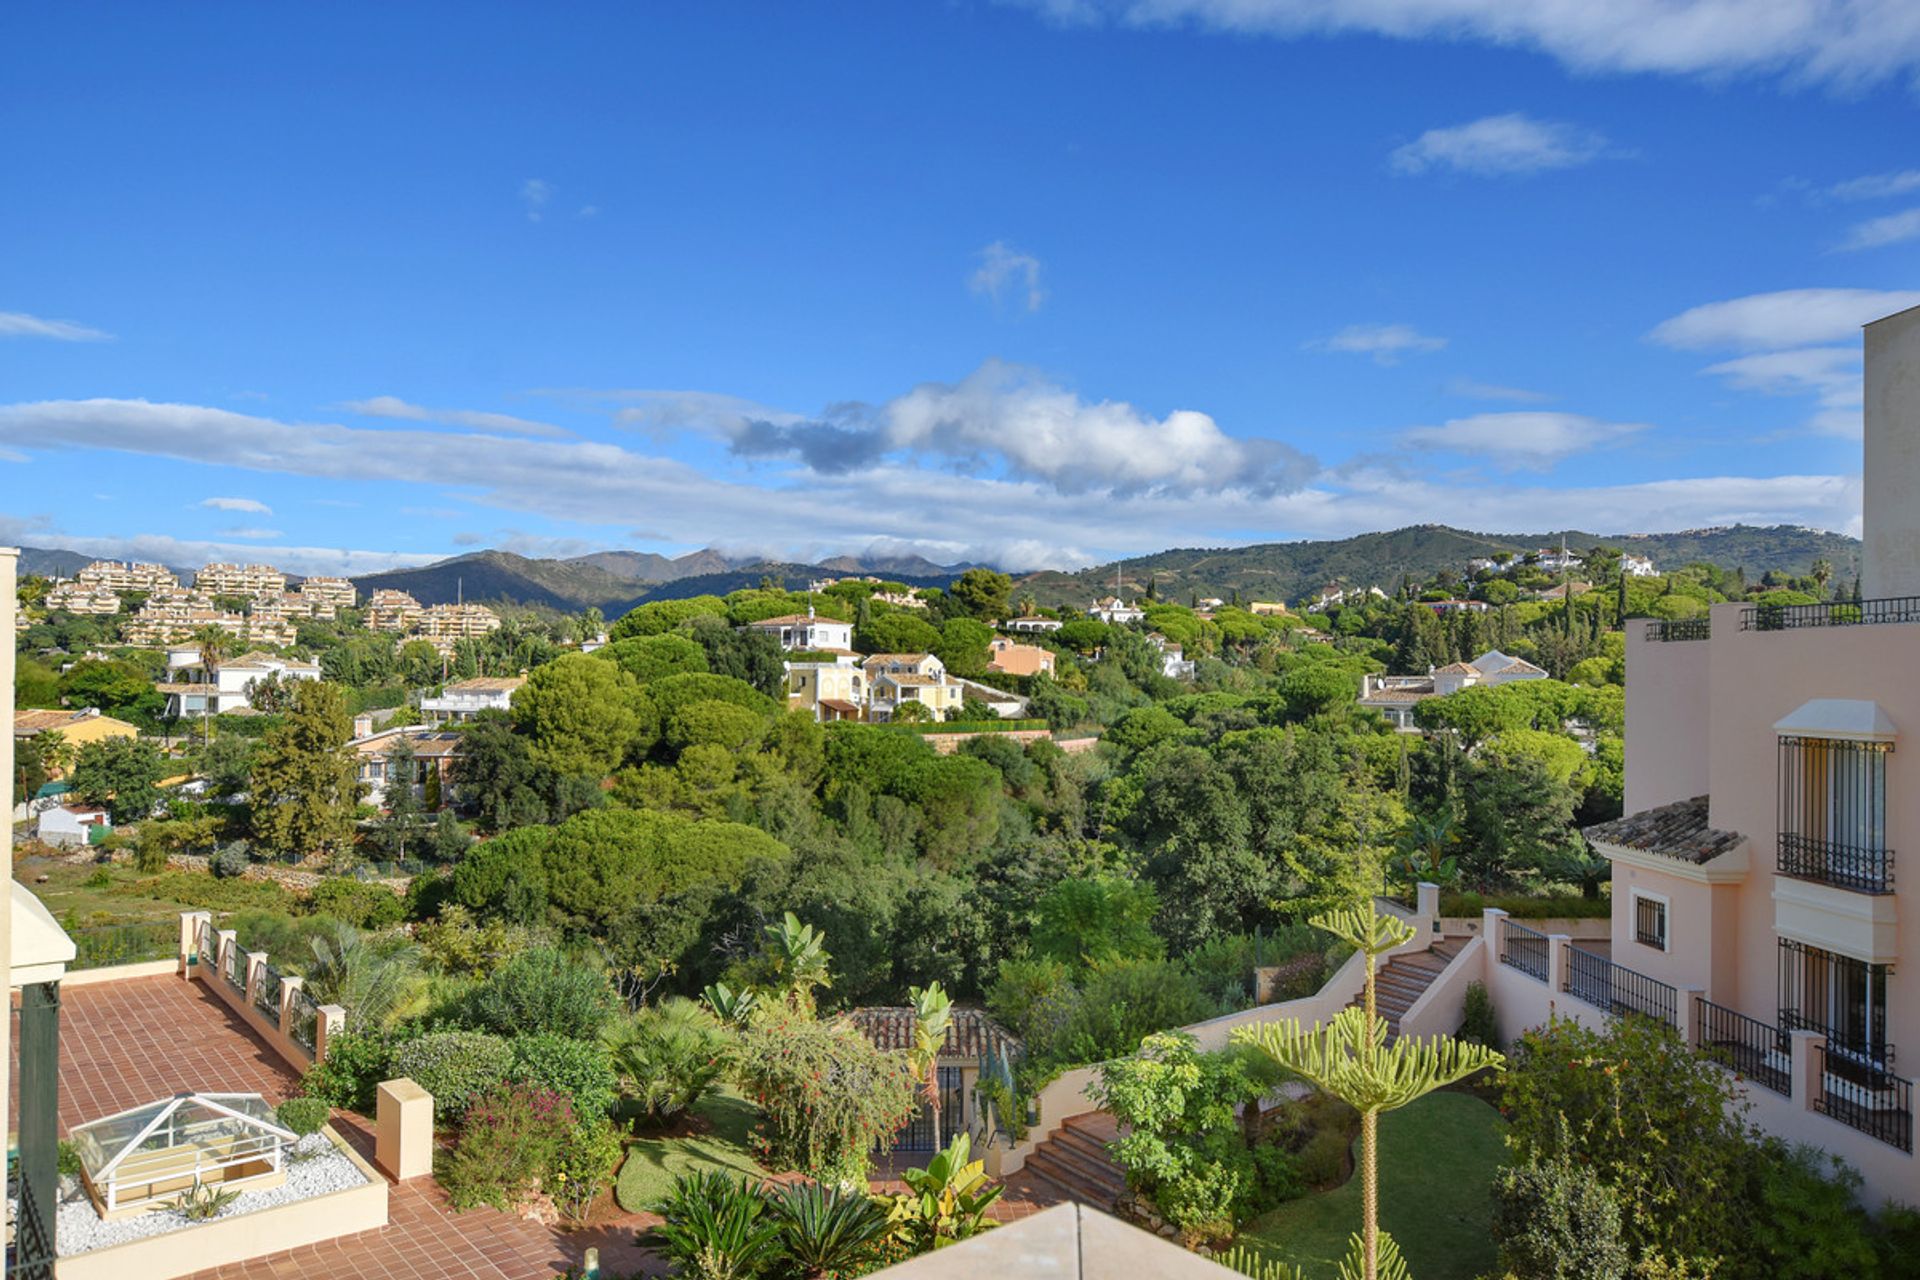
xmin=352 ymin=712 xmax=374 ymax=739
xmin=1863 ymin=303 xmax=1920 ymax=599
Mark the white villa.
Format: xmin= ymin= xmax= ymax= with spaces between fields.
xmin=743 ymin=612 xmax=855 ymax=652
xmin=159 ymin=649 xmax=322 ymax=717
xmin=1357 ymin=649 xmax=1549 ymax=730
xmin=420 ymin=675 xmax=526 ymax=725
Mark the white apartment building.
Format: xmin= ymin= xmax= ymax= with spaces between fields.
xmin=298 ymin=576 xmax=358 ymax=612
xmin=366 ymin=589 xmax=425 ymax=632
xmin=43 ymin=582 xmax=122 ymax=615
xmin=420 ymin=675 xmax=526 ymax=725
xmin=75 ymin=560 xmax=179 ymax=595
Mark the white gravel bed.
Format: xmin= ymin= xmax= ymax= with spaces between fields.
xmin=51 ymin=1134 xmax=368 ymax=1257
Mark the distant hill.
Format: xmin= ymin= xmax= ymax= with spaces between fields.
xmin=351 ymin=548 xmax=978 ymax=616
xmin=1020 ymin=524 xmax=1864 ymax=608
xmin=17 ymin=546 xmax=96 ymax=579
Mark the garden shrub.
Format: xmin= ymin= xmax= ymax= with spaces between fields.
xmin=1459 ymin=979 xmax=1498 ymax=1048
xmin=733 ymin=1009 xmax=917 ymax=1185
xmin=549 ymin=1114 xmax=624 ymax=1223
xmin=1503 ymin=1017 xmax=1752 ymax=1267
xmin=309 ymin=877 xmax=405 ymax=929
xmin=606 ymin=997 xmax=731 ymax=1125
xmin=1491 ymin=1148 xmax=1630 ymax=1280
xmin=1746 ymin=1140 xmax=1879 ymax=1279
xmin=460 ymin=947 xmax=617 ymax=1040
xmin=1053 ymin=958 xmax=1212 ymax=1065
xmin=390 ymin=1030 xmax=513 ymax=1122
xmin=507 ymin=1032 xmax=618 ymax=1120
xmin=297 ymin=1029 xmax=395 ymax=1114
xmin=210 ymin=841 xmax=251 ymax=878
xmin=984 ymin=956 xmax=1074 ymax=1045
xmin=114 ymin=870 xmax=296 ymax=914
xmin=1092 ymin=1031 xmax=1276 ymax=1241
xmin=438 ymin=1086 xmax=574 ymax=1212
xmin=275 ymin=1096 xmax=331 ymax=1137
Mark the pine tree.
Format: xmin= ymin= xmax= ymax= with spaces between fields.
xmin=1235 ymin=902 xmax=1504 ymax=1280
xmin=249 ymin=680 xmax=360 ymax=862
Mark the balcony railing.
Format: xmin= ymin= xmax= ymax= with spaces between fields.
xmin=1644 ymin=618 xmax=1710 ymax=642
xmin=1815 ymin=1044 xmax=1914 ymax=1152
xmin=1742 ymin=596 xmax=1920 ymax=632
xmin=1563 ymin=947 xmax=1678 ymax=1027
xmin=1778 ymin=832 xmax=1894 ymax=895
xmin=1499 ymin=920 xmax=1550 ymax=982
xmin=1694 ymin=998 xmax=1791 ymax=1096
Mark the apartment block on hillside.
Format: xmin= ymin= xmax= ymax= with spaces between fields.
xmin=365 ymin=589 xmax=425 ymax=632
xmin=74 ymin=559 xmax=178 ymax=595
xmin=195 ymin=562 xmax=288 ymax=599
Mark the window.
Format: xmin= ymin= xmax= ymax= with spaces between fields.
xmin=1634 ymin=894 xmax=1668 ymax=951
xmin=1778 ymin=939 xmax=1890 ymax=1066
xmin=1778 ymin=736 xmax=1893 ymax=892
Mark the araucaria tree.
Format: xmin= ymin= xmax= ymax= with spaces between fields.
xmin=1234 ymin=902 xmax=1504 ymax=1280
xmin=250 ymin=680 xmax=361 ymax=861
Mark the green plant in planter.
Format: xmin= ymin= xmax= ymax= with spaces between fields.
xmin=170 ymin=1179 xmax=244 ymax=1222
xmin=276 ymin=1096 xmax=331 ymax=1137
xmin=890 ymin=1133 xmax=1003 ymax=1253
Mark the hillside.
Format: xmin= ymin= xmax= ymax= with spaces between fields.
xmin=1019 ymin=524 xmax=1864 ymax=607
xmin=17 ymin=546 xmax=98 ymax=579
xmin=564 ymin=548 xmax=736 ymax=582
xmin=352 ymin=551 xmax=649 ymax=613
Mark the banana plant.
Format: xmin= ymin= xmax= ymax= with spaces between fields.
xmin=907 ymin=982 xmax=953 ymax=1152
xmin=702 ymin=980 xmax=760 ymax=1029
xmin=764 ymin=911 xmax=832 ymax=1015
xmin=891 ymin=1133 xmax=1003 ymax=1252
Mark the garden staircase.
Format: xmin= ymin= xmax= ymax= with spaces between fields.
xmin=1348 ymin=941 xmax=1460 ymax=1038
xmin=1009 ymin=1111 xmax=1128 ymax=1210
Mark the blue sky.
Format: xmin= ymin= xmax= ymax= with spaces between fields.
xmin=3 ymin=1 xmax=1918 ymax=574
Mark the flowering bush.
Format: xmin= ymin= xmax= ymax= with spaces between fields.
xmin=733 ymin=1009 xmax=917 ymax=1185
xmin=439 ymin=1086 xmax=575 ymax=1212
xmin=549 ymin=1115 xmax=624 ymax=1223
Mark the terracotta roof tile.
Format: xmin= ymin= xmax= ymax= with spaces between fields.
xmin=1584 ymin=795 xmax=1744 ymax=865
xmin=844 ymin=1007 xmax=1022 ymax=1060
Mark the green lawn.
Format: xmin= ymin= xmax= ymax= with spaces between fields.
xmin=15 ymin=857 xmax=198 ymax=926
xmin=614 ymin=1086 xmax=769 ymax=1213
xmin=1240 ymin=1092 xmax=1507 ymax=1280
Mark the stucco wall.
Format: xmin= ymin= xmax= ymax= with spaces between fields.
xmin=1863 ymin=304 xmax=1920 ymax=600
xmin=1623 ymin=620 xmax=1712 ymax=814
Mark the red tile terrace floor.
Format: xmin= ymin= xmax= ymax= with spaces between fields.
xmin=25 ymin=974 xmax=1067 ymax=1279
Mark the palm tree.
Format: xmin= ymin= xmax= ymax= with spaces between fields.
xmin=1394 ymin=811 xmax=1459 ymax=887
xmin=908 ymin=982 xmax=953 ymax=1151
xmin=302 ymin=923 xmax=426 ymax=1030
xmin=1234 ymin=902 xmax=1503 ymax=1280
xmin=763 ymin=912 xmax=831 ymax=1015
xmin=193 ymin=625 xmax=233 ymax=745
xmin=1811 ymin=557 xmax=1834 ymax=599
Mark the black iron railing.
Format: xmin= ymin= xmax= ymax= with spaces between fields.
xmin=289 ymin=987 xmax=319 ymax=1052
xmin=1645 ymin=618 xmax=1710 ymax=642
xmin=70 ymin=922 xmax=176 ymax=971
xmin=1500 ymin=920 xmax=1550 ymax=982
xmin=1816 ymin=1044 xmax=1914 ymax=1152
xmin=1694 ymin=998 xmax=1791 ymax=1096
xmin=253 ymin=962 xmax=285 ymax=1019
xmin=1563 ymin=947 xmax=1678 ymax=1026
xmin=221 ymin=944 xmax=248 ymax=997
xmin=1778 ymin=833 xmax=1895 ymax=895
xmin=1743 ymin=596 xmax=1920 ymax=632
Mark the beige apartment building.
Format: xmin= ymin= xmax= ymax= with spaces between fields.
xmin=366 ymin=589 xmax=425 ymax=632
xmin=298 ymin=575 xmax=357 ymax=612
xmin=195 ymin=562 xmax=288 ymax=599
xmin=419 ymin=602 xmax=501 ymax=643
xmin=1586 ymin=303 xmax=1920 ymax=1197
xmin=74 ymin=559 xmax=179 ymax=594
xmin=42 ymin=581 xmax=122 ymax=614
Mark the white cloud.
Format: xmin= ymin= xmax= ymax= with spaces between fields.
xmin=1446 ymin=377 xmax=1552 ymax=403
xmin=0 ymin=310 xmax=111 ymax=341
xmin=1836 ymin=207 xmax=1920 ymax=252
xmin=1826 ymin=170 xmax=1920 ymax=201
xmin=1649 ymin=289 xmax=1920 ymax=352
xmin=1014 ymin=0 xmax=1920 ymax=89
xmin=1389 ymin=113 xmax=1608 ymax=176
xmin=1307 ymin=323 xmax=1447 ymax=364
xmin=0 ymin=517 xmax=442 ymax=578
xmin=1702 ymin=346 xmax=1864 ymax=438
xmin=199 ymin=496 xmax=272 ymax=514
xmin=970 ymin=242 xmax=1046 ymax=312
xmin=339 ymin=395 xmax=571 ymax=438
xmin=520 ymin=178 xmax=551 ymax=222
xmin=1400 ymin=412 xmax=1647 ymax=469
xmin=221 ymin=527 xmax=284 ymax=540
xmin=0 ymin=391 xmax=1862 ymax=571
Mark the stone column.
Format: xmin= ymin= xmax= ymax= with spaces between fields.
xmin=245 ymin=950 xmax=271 ymax=1014
xmin=1546 ymin=934 xmax=1572 ymax=993
xmin=1481 ymin=906 xmax=1507 ymax=955
xmin=1791 ymin=1029 xmax=1827 ymax=1109
xmin=314 ymin=1004 xmax=348 ymax=1064
xmin=376 ymin=1078 xmax=435 ymax=1181
xmin=1676 ymin=986 xmax=1706 ymax=1046
xmin=178 ymin=910 xmax=210 ymax=976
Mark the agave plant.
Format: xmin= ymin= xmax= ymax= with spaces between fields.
xmin=891 ymin=1133 xmax=1002 ymax=1252
xmin=653 ymin=1171 xmax=781 ymax=1280
xmin=771 ymin=1181 xmax=893 ymax=1278
xmin=169 ymin=1178 xmax=244 ymax=1222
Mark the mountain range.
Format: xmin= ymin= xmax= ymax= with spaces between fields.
xmin=15 ymin=523 xmax=1863 ymax=618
